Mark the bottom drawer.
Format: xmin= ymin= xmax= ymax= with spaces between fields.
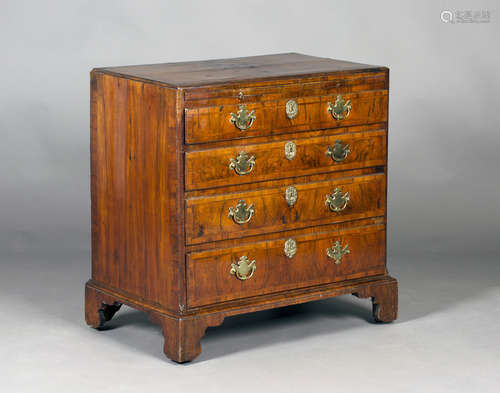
xmin=186 ymin=224 xmax=386 ymax=308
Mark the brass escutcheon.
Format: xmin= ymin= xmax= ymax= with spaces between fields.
xmin=230 ymin=255 xmax=256 ymax=280
xmin=325 ymin=188 xmax=350 ymax=212
xmin=285 ymin=186 xmax=298 ymax=207
xmin=326 ymin=241 xmax=350 ymax=264
xmin=284 ymin=141 xmax=297 ymax=160
xmin=230 ymin=104 xmax=256 ymax=131
xmin=285 ymin=99 xmax=298 ymax=119
xmin=228 ymin=199 xmax=255 ymax=224
xmin=229 ymin=151 xmax=256 ymax=175
xmin=326 ymin=140 xmax=351 ymax=163
xmin=327 ymin=95 xmax=352 ymax=120
xmin=284 ymin=238 xmax=297 ymax=259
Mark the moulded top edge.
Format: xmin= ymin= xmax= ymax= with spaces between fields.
xmin=92 ymin=53 xmax=388 ymax=89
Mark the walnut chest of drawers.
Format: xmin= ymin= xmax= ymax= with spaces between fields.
xmin=85 ymin=53 xmax=398 ymax=363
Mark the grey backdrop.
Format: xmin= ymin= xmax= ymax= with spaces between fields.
xmin=1 ymin=0 xmax=498 ymax=259
xmin=1 ymin=1 xmax=499 ymax=392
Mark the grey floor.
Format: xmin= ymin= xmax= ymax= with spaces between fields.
xmin=1 ymin=252 xmax=499 ymax=393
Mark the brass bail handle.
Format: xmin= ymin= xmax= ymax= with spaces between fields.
xmin=230 ymin=104 xmax=256 ymax=131
xmin=325 ymin=188 xmax=350 ymax=212
xmin=327 ymin=95 xmax=352 ymax=120
xmin=230 ymin=256 xmax=256 ymax=280
xmin=229 ymin=151 xmax=256 ymax=175
xmin=228 ymin=200 xmax=255 ymax=224
xmin=326 ymin=140 xmax=351 ymax=163
xmin=326 ymin=241 xmax=350 ymax=264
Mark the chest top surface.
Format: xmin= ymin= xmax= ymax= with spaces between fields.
xmin=95 ymin=53 xmax=385 ymax=88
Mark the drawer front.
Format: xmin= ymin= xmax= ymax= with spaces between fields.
xmin=185 ymin=129 xmax=386 ymax=191
xmin=187 ymin=224 xmax=386 ymax=308
xmin=184 ymin=70 xmax=388 ymax=102
xmin=185 ymin=174 xmax=385 ymax=245
xmin=185 ymin=90 xmax=388 ymax=144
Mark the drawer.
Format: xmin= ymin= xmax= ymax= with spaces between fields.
xmin=185 ymin=129 xmax=386 ymax=190
xmin=187 ymin=224 xmax=386 ymax=308
xmin=185 ymin=173 xmax=385 ymax=245
xmin=185 ymin=90 xmax=388 ymax=144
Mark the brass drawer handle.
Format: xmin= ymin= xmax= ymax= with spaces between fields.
xmin=325 ymin=188 xmax=350 ymax=212
xmin=326 ymin=241 xmax=350 ymax=264
xmin=231 ymin=256 xmax=256 ymax=280
xmin=230 ymin=104 xmax=256 ymax=131
xmin=228 ymin=200 xmax=255 ymax=224
xmin=327 ymin=95 xmax=351 ymax=120
xmin=284 ymin=238 xmax=297 ymax=258
xmin=229 ymin=151 xmax=255 ymax=175
xmin=326 ymin=140 xmax=351 ymax=162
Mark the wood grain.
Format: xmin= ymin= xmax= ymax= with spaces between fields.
xmin=96 ymin=53 xmax=385 ymax=88
xmin=353 ymin=277 xmax=398 ymax=322
xmin=185 ymin=129 xmax=387 ymax=190
xmin=185 ymin=173 xmax=386 ymax=245
xmin=183 ymin=71 xmax=387 ymax=105
xmin=186 ymin=217 xmax=386 ymax=253
xmin=187 ymin=223 xmax=386 ymax=307
xmin=86 ymin=274 xmax=397 ymax=362
xmin=90 ymin=72 xmax=183 ymax=313
xmin=185 ymin=90 xmax=388 ymax=144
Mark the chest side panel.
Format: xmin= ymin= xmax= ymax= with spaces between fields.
xmin=90 ymin=72 xmax=182 ymax=312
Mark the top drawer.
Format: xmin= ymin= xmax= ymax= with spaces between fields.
xmin=184 ymin=90 xmax=388 ymax=144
